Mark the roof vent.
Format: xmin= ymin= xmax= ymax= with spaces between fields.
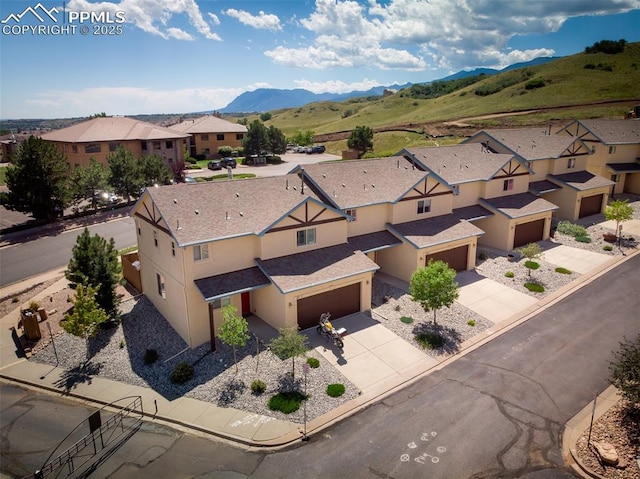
xmin=195 ymin=209 xmax=199 ymax=215
xmin=363 ymin=169 xmax=367 ymax=173
xmin=173 ymin=198 xmax=178 ymax=204
xmin=371 ymin=184 xmax=375 ymax=188
xmin=342 ymin=183 xmax=346 ymax=188
xmin=286 ymin=179 xmax=289 ymax=190
xmin=293 ymin=185 xmax=297 ymax=190
xmin=177 ymin=219 xmax=182 ymax=230
xmin=322 ymin=174 xmax=327 ymax=178
xmin=225 ymin=211 xmax=229 ymax=220
xmin=239 ymin=212 xmax=244 ymax=217
xmin=235 ymin=192 xmax=240 ymax=197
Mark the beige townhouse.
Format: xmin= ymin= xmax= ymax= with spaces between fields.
xmin=556 ymin=119 xmax=640 ymax=196
xmin=170 ymin=115 xmax=247 ymax=158
xmin=41 ymin=116 xmax=189 ymax=168
xmin=464 ymin=128 xmax=614 ymax=220
xmin=400 ymin=144 xmax=558 ymax=252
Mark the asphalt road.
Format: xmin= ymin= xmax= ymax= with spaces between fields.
xmin=0 ymin=217 xmax=136 ymax=287
xmin=2 ymin=254 xmax=638 ymax=478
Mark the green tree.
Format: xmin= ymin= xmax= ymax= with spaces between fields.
xmin=609 ymin=334 xmax=640 ymax=410
xmin=269 ymin=327 xmax=309 ymax=378
xmin=138 ymin=154 xmax=172 ymax=186
xmin=70 ymin=157 xmax=109 ymax=213
xmin=410 ymin=260 xmax=459 ymax=326
xmin=218 ymin=305 xmax=250 ymax=374
xmin=107 ymin=145 xmax=144 ymax=204
xmin=515 ymin=242 xmax=543 ymax=278
xmin=289 ymin=130 xmax=314 ymax=147
xmin=63 ymin=284 xmax=109 ymax=359
xmin=242 ymin=120 xmax=269 ymax=157
xmin=267 ymin=125 xmax=287 ymax=155
xmin=66 ymin=228 xmax=122 ymax=319
xmin=604 ymin=199 xmax=634 ymax=241
xmin=1 ymin=135 xmax=71 ymax=221
xmin=260 ymin=112 xmax=272 ymax=122
xmin=347 ymin=125 xmax=374 ymax=158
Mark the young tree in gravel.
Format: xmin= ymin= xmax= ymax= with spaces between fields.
xmin=609 ymin=334 xmax=640 ymax=411
xmin=604 ymin=199 xmax=634 ymax=242
xmin=70 ymin=157 xmax=109 ymax=213
xmin=347 ymin=125 xmax=374 ymax=158
xmin=218 ymin=305 xmax=250 ymax=374
xmin=107 ymin=145 xmax=144 ymax=204
xmin=269 ymin=327 xmax=309 ymax=379
xmin=515 ymin=242 xmax=543 ymax=278
xmin=63 ymin=284 xmax=109 ymax=360
xmin=66 ymin=228 xmax=122 ymax=319
xmin=138 ymin=154 xmax=172 ymax=187
xmin=410 ymin=260 xmax=459 ymax=326
xmin=1 ymin=135 xmax=71 ymax=222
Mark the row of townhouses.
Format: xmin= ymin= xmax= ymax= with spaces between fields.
xmin=129 ymin=118 xmax=639 ymax=350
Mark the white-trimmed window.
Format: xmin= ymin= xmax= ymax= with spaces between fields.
xmin=345 ymin=208 xmax=357 ymax=221
xmin=609 ymin=146 xmax=616 ymax=154
xmin=611 ymin=174 xmax=620 ymax=183
xmin=503 ymin=179 xmax=514 ymax=191
xmin=193 ymin=244 xmax=209 ymax=261
xmin=417 ymin=199 xmax=431 ymax=214
xmin=210 ymin=296 xmax=231 ymax=309
xmin=297 ymin=228 xmax=316 ymax=246
xmin=157 ymin=273 xmax=166 ymax=299
xmin=567 ymin=158 xmax=576 ymax=169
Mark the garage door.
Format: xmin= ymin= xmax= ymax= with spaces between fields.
xmin=514 ymin=219 xmax=545 ymax=248
xmin=579 ymin=194 xmax=603 ymax=218
xmin=425 ymin=245 xmax=469 ymax=272
xmin=297 ymin=283 xmax=361 ymax=330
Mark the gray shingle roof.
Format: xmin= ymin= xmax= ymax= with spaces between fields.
xmin=347 ymin=231 xmax=402 ymax=252
xmin=548 ymin=171 xmax=615 ymax=191
xmin=402 ymin=144 xmax=521 ymax=185
xmin=471 ymin=128 xmax=582 ymax=161
xmin=480 ymin=193 xmax=558 ymax=219
xmin=41 ymin=117 xmax=190 ymax=142
xmin=387 ymin=215 xmax=484 ymax=249
xmin=607 ymin=163 xmax=640 ymax=173
xmin=529 ymin=180 xmax=561 ymax=194
xmin=297 ymin=156 xmax=430 ymax=209
xmin=194 ymin=267 xmax=270 ymax=301
xmin=143 ymin=174 xmax=330 ymax=246
xmin=575 ymin=119 xmax=640 ymax=145
xmin=255 ymin=244 xmax=379 ymax=293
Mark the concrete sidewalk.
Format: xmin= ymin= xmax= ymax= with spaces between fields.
xmin=2 ymin=248 xmax=638 ymax=452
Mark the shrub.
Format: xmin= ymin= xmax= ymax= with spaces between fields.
xmin=326 ymin=383 xmax=346 ymax=398
xmin=170 ymin=362 xmax=194 ymax=384
xmin=467 ymin=319 xmax=476 ymax=327
xmin=306 ymin=357 xmax=320 ymax=368
xmin=394 ymin=304 xmax=401 ymax=312
xmin=478 ymin=252 xmax=488 ymax=261
xmin=603 ymin=245 xmax=613 ymax=251
xmin=524 ymin=261 xmax=540 ymax=270
xmin=555 ymin=267 xmax=572 ymax=275
xmin=575 ymin=235 xmax=592 ymax=243
xmin=525 ymin=79 xmax=546 ymax=90
xmin=524 ymin=282 xmax=545 ymax=293
xmin=144 ymin=348 xmax=158 ymax=364
xmin=415 ymin=331 xmax=446 ymax=349
xmin=251 ymin=379 xmax=266 ymax=395
xmin=217 ymin=145 xmax=233 ymax=157
xmin=29 ymin=300 xmax=40 ymax=312
xmin=505 ymin=271 xmax=515 ymax=278
xmin=268 ymin=391 xmax=306 ymax=413
xmin=557 ymin=221 xmax=587 ymax=238
xmin=400 ymin=316 xmax=414 ymax=324
xmin=11 ymin=296 xmax=19 ymax=303
xmin=119 ymin=340 xmax=125 ymax=349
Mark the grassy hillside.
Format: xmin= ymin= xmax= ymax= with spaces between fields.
xmin=260 ymin=42 xmax=640 ymax=140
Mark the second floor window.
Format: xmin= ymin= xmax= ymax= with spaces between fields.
xmin=210 ymin=296 xmax=230 ymax=309
xmin=567 ymin=158 xmax=576 ymax=169
xmin=609 ymin=146 xmax=616 ymax=154
xmin=109 ymin=142 xmax=121 ymax=152
xmin=85 ymin=143 xmax=101 ymax=153
xmin=503 ymin=179 xmax=514 ymax=191
xmin=217 ymin=134 xmax=224 ymax=141
xmin=157 ymin=273 xmax=166 ymax=299
xmin=297 ymin=228 xmax=316 ymax=246
xmin=345 ymin=209 xmax=357 ymax=221
xmin=201 ymin=134 xmax=209 ymax=141
xmin=193 ymin=244 xmax=209 ymax=261
xmin=417 ymin=199 xmax=431 ymax=214
xmin=236 ymin=134 xmax=244 ymax=140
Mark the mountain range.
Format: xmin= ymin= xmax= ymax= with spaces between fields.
xmin=219 ymin=57 xmax=560 ymax=113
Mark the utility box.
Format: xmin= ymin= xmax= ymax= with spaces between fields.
xmin=21 ymin=310 xmax=41 ymax=341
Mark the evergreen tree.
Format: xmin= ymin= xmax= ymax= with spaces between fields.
xmin=267 ymin=125 xmax=288 ymax=155
xmin=138 ymin=153 xmax=172 ymax=186
xmin=242 ymin=120 xmax=269 ymax=157
xmin=107 ymin=145 xmax=144 ymax=204
xmin=609 ymin=334 xmax=640 ymax=410
xmin=2 ymin=135 xmax=71 ymax=221
xmin=218 ymin=305 xmax=250 ymax=374
xmin=410 ymin=260 xmax=459 ymax=325
xmin=66 ymin=228 xmax=122 ymax=319
xmin=347 ymin=125 xmax=374 ymax=158
xmin=70 ymin=157 xmax=109 ymax=213
xmin=63 ymin=284 xmax=109 ymax=360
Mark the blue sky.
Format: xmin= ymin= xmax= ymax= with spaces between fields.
xmin=1 ymin=0 xmax=639 ymax=119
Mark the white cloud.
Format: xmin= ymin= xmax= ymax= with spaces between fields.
xmin=22 ymin=86 xmax=243 ymax=118
xmin=294 ymin=78 xmax=384 ymax=94
xmin=265 ymin=0 xmax=638 ymax=71
xmin=66 ymin=0 xmax=222 ymax=40
xmin=224 ymin=8 xmax=282 ymax=31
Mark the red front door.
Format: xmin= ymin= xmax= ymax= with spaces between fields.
xmin=241 ymin=292 xmax=251 ymax=316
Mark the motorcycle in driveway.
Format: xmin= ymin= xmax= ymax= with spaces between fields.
xmin=316 ymin=312 xmax=346 ymax=349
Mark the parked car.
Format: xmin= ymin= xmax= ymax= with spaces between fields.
xmin=94 ymin=191 xmax=120 ymax=205
xmin=219 ymin=157 xmax=237 ymax=169
xmin=306 ymin=145 xmax=326 ymax=154
xmin=207 ymin=160 xmax=221 ymax=171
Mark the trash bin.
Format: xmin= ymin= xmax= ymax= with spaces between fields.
xmin=37 ymin=307 xmax=48 ymax=321
xmin=21 ymin=310 xmax=41 ymax=341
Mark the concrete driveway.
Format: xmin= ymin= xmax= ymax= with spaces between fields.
xmin=539 ymin=242 xmax=612 ymax=274
xmin=306 ymin=313 xmax=436 ymax=393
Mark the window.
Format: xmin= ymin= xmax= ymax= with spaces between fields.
xmin=171 ymin=242 xmax=176 ymax=257
xmin=210 ymin=296 xmax=230 ymax=310
xmin=417 ymin=199 xmax=431 ymax=214
xmin=85 ymin=143 xmax=101 ymax=153
xmin=608 ymin=146 xmax=616 ymax=154
xmin=201 ymin=134 xmax=209 ymax=141
xmin=153 ymin=230 xmax=158 ymax=247
xmin=157 ymin=273 xmax=166 ymax=299
xmin=72 ymin=145 xmax=78 ymax=153
xmin=165 ymin=140 xmax=173 ymax=149
xmin=296 ymin=228 xmax=316 ymax=246
xmin=503 ymin=179 xmax=514 ymax=191
xmin=153 ymin=141 xmax=161 ymax=150
xmin=141 ymin=141 xmax=147 ymax=151
xmin=345 ymin=208 xmax=357 ymax=221
xmin=217 ymin=134 xmax=224 ymax=141
xmin=611 ymin=174 xmax=620 ymax=183
xmin=567 ymin=158 xmax=576 ymax=169
xmin=193 ymin=244 xmax=209 ymax=261
xmin=236 ymin=134 xmax=244 ymax=140
xmin=109 ymin=142 xmax=121 ymax=152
